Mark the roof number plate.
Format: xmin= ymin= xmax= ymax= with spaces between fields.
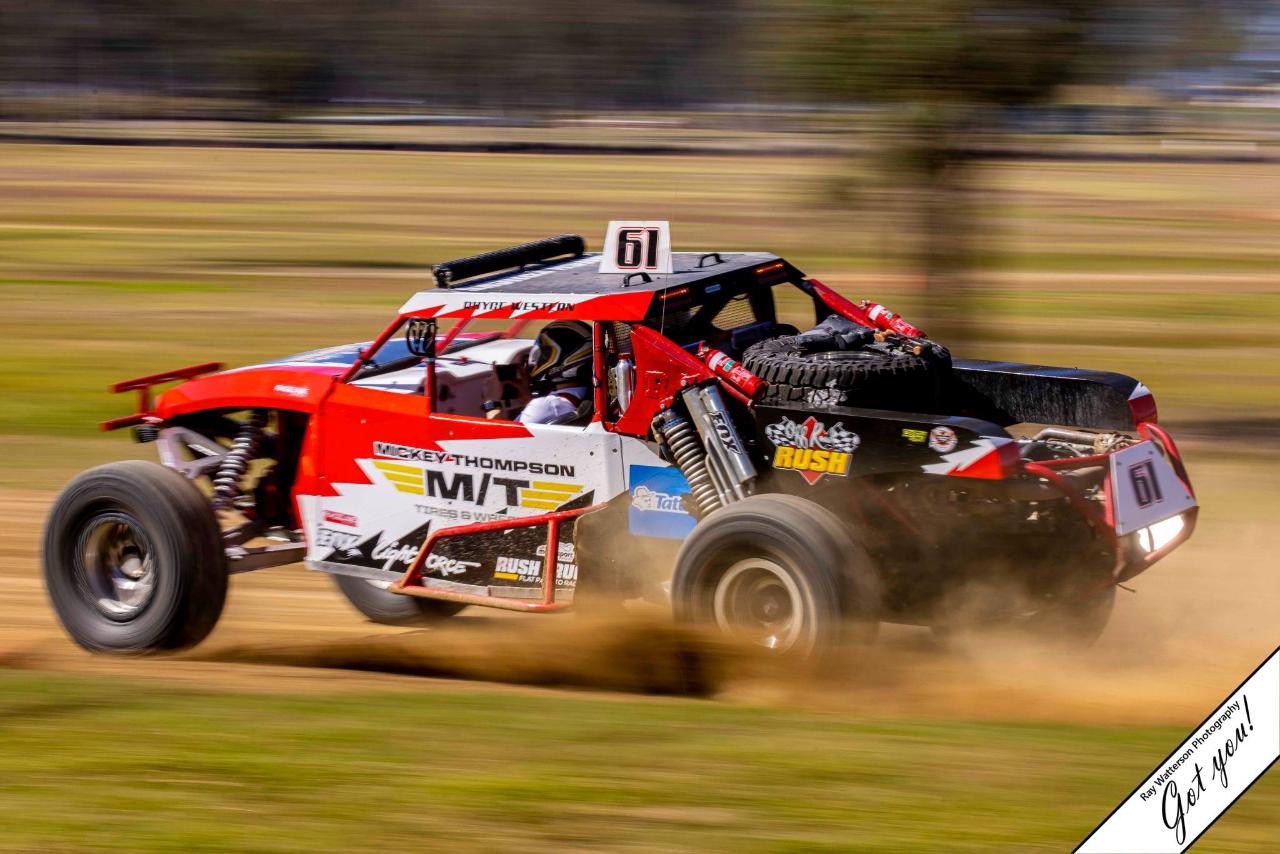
xmin=599 ymin=221 xmax=672 ymax=275
xmin=1109 ymin=441 xmax=1196 ymax=535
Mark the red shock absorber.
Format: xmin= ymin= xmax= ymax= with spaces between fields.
xmin=697 ymin=345 xmax=766 ymax=401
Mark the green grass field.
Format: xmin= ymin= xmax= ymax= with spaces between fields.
xmin=0 ymin=142 xmax=1277 ymax=489
xmin=0 ymin=669 xmax=1276 ymax=853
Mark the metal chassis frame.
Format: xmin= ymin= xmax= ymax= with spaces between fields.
xmin=388 ymin=506 xmax=594 ymax=612
xmin=1021 ymin=421 xmax=1197 ymax=587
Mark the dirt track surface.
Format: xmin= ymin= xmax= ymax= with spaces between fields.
xmin=3 ymin=448 xmax=1277 ymax=725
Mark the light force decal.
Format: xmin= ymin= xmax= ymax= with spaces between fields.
xmin=321 ymin=521 xmax=433 ymax=573
xmin=764 ymin=416 xmax=860 ymax=484
xmin=627 ymin=464 xmax=696 ymax=540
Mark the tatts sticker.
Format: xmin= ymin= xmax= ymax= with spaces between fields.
xmin=765 ymin=416 xmax=859 ymax=485
xmin=628 ymin=465 xmax=696 ymax=540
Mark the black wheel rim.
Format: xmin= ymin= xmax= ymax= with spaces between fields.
xmin=712 ymin=558 xmax=808 ymax=653
xmin=73 ymin=511 xmax=157 ymax=620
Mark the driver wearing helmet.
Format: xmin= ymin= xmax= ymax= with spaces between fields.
xmin=514 ymin=320 xmax=593 ymax=425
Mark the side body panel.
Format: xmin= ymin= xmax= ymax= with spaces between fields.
xmin=300 ymin=382 xmax=631 ymax=590
xmin=754 ymin=404 xmax=1017 ymax=493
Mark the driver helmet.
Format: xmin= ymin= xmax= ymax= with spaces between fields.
xmin=528 ymin=320 xmax=593 ymax=386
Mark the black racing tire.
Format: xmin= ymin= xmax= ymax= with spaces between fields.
xmin=332 ymin=574 xmax=466 ymax=626
xmin=744 ymin=333 xmax=949 ymax=409
xmin=1014 ymin=587 xmax=1116 ymax=647
xmin=42 ymin=461 xmax=228 ymax=653
xmin=932 ymin=586 xmax=1116 ymax=648
xmin=671 ymin=494 xmax=879 ymax=661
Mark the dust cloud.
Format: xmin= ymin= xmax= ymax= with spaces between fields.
xmin=3 ymin=448 xmax=1276 ymax=726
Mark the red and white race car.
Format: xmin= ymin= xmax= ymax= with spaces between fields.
xmin=43 ymin=230 xmax=1197 ymax=660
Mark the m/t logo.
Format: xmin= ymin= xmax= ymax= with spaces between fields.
xmin=372 ymin=460 xmax=582 ymax=510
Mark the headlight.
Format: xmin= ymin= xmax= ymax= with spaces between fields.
xmin=1136 ymin=514 xmax=1185 ymax=553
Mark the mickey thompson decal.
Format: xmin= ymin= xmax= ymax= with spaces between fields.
xmin=372 ymin=442 xmax=575 ymax=476
xmin=764 ymin=416 xmax=860 ymax=484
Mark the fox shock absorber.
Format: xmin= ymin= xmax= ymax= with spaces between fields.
xmin=653 ymin=409 xmax=722 ymax=516
xmin=212 ymin=410 xmax=267 ymax=511
xmin=652 ymin=384 xmax=758 ymax=517
xmin=681 ymin=384 xmax=756 ymax=504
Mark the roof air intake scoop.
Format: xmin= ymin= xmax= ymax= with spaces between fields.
xmin=432 ymin=235 xmax=586 ymax=288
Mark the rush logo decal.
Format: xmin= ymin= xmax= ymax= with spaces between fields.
xmin=765 ymin=416 xmax=860 ymax=484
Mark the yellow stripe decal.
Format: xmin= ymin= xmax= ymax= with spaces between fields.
xmin=520 ymin=500 xmax=562 ymax=511
xmin=521 ymin=490 xmax=579 ymax=502
xmin=373 ymin=461 xmax=421 ymax=475
xmin=530 ymin=481 xmax=582 ymax=493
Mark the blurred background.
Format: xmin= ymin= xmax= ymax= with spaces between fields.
xmin=0 ymin=1 xmax=1277 ymax=851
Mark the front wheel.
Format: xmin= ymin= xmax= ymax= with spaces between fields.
xmin=332 ymin=574 xmax=465 ymax=626
xmin=671 ymin=494 xmax=879 ymax=661
xmin=42 ymin=461 xmax=228 ymax=653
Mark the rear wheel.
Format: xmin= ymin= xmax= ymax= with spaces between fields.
xmin=42 ymin=461 xmax=228 ymax=653
xmin=672 ymin=494 xmax=879 ymax=660
xmin=932 ymin=584 xmax=1117 ymax=647
xmin=1015 ymin=587 xmax=1116 ymax=646
xmin=332 ymin=574 xmax=465 ymax=626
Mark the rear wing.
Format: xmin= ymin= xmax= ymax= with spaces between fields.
xmin=101 ymin=362 xmax=224 ymax=431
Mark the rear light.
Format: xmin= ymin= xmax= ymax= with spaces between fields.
xmin=1128 ymin=383 xmax=1158 ymax=424
xmin=754 ymin=261 xmax=788 ymax=284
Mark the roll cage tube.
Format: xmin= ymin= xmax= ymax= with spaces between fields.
xmin=338 ymin=316 xmax=545 ymax=418
xmin=338 ymin=315 xmax=534 ymax=384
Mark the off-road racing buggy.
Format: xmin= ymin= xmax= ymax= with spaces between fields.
xmin=44 ymin=230 xmax=1197 ymax=660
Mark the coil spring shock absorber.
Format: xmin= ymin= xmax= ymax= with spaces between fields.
xmin=654 ymin=409 xmax=721 ymax=516
xmin=212 ymin=410 xmax=267 ymax=511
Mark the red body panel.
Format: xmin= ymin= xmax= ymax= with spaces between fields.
xmin=403 ymin=290 xmax=655 ymax=322
xmin=154 ymin=367 xmax=340 ymax=419
xmin=609 ymin=325 xmax=716 ymax=436
xmin=299 ymin=382 xmax=535 ymax=500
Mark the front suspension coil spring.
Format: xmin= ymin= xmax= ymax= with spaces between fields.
xmin=654 ymin=410 xmax=721 ymax=516
xmin=212 ymin=410 xmax=267 ymax=511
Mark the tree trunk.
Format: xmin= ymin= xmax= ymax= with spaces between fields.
xmin=918 ymin=161 xmax=972 ymax=346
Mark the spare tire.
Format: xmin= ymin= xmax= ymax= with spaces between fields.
xmin=743 ymin=319 xmax=949 ymax=410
